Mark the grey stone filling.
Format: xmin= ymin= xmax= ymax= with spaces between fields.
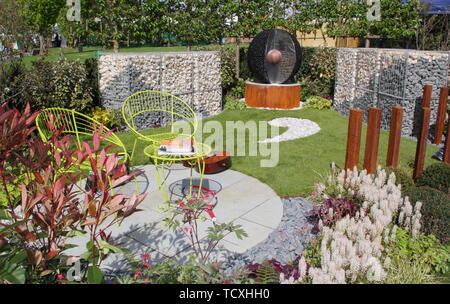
xmin=334 ymin=48 xmax=449 ymax=138
xmin=222 ymin=197 xmax=317 ymax=274
xmin=98 ymin=51 xmax=223 ymax=130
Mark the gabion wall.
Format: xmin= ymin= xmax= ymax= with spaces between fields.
xmin=99 ymin=52 xmax=222 ymax=129
xmin=334 ymin=48 xmax=449 ymax=137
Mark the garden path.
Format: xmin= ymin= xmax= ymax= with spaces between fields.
xmin=66 ymin=164 xmax=283 ymax=272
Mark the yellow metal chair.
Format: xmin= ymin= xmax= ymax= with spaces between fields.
xmin=121 ymin=90 xmax=198 ymax=161
xmin=122 ymin=91 xmax=210 ymax=202
xmin=35 ymin=107 xmax=130 ymax=173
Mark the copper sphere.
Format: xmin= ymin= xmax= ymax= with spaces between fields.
xmin=265 ymin=49 xmax=282 ymax=64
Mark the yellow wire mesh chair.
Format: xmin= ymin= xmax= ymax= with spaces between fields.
xmin=35 ymin=108 xmax=130 ymax=173
xmin=122 ymin=90 xmax=199 ymax=161
xmin=122 ymin=91 xmax=210 ymax=203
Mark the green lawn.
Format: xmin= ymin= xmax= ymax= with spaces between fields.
xmin=115 ymin=108 xmax=440 ymax=197
xmin=21 ymin=45 xmax=189 ymax=68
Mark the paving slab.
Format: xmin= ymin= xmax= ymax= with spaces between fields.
xmin=223 ymin=218 xmax=274 ymax=252
xmin=70 ymin=165 xmax=283 ymax=271
xmin=240 ymin=196 xmax=284 ymax=229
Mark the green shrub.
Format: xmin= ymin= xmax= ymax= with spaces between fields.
xmin=223 ymin=95 xmax=246 ymax=111
xmin=303 ymin=96 xmax=332 ymax=110
xmin=385 ymin=167 xmax=415 ymax=191
xmin=404 ymin=186 xmax=450 ymax=243
xmin=85 ymin=58 xmax=100 ymax=107
xmin=23 ymin=57 xmax=94 ymax=113
xmin=0 ymin=59 xmax=28 ymax=110
xmin=386 ymin=227 xmax=450 ymax=277
xmin=90 ymin=106 xmax=126 ymax=131
xmin=297 ymin=47 xmax=337 ymax=99
xmin=231 ymin=78 xmax=246 ymax=99
xmin=416 ymin=163 xmax=450 ymax=193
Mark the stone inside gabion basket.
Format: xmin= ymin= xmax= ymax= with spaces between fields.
xmin=247 ymin=29 xmax=303 ymax=84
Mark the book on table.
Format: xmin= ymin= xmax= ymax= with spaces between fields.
xmin=158 ymin=139 xmax=195 ymax=156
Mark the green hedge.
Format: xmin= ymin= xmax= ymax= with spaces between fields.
xmin=416 ymin=163 xmax=450 ymax=194
xmin=404 ymin=186 xmax=450 ymax=243
xmin=0 ymin=57 xmax=98 ymax=113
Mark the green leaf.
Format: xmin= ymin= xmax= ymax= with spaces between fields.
xmin=66 ymin=230 xmax=87 ymax=238
xmin=98 ymin=240 xmax=123 ymax=254
xmin=9 ymin=250 xmax=28 ymax=265
xmin=87 ymin=266 xmax=103 ymax=284
xmin=0 ymin=209 xmax=12 ymax=220
xmin=0 ymin=262 xmax=26 ymax=284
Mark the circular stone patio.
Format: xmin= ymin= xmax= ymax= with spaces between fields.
xmin=66 ymin=164 xmax=283 ymax=273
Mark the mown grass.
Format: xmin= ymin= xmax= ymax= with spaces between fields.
xmin=113 ymin=108 xmax=439 ymax=197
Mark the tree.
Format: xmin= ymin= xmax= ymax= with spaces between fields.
xmin=0 ymin=0 xmax=34 ymax=57
xmin=58 ymin=0 xmax=168 ymax=51
xmin=19 ymin=0 xmax=65 ymax=55
xmin=284 ymin=0 xmax=318 ymax=36
xmin=130 ymin=0 xmax=169 ymax=46
xmin=220 ymin=0 xmax=273 ymax=78
xmin=167 ymin=0 xmax=215 ymax=50
xmin=416 ymin=2 xmax=449 ymax=50
xmin=368 ymin=0 xmax=420 ymax=41
xmin=319 ymin=0 xmax=368 ymax=47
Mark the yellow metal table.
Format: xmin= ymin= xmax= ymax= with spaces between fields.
xmin=143 ymin=141 xmax=212 ymax=203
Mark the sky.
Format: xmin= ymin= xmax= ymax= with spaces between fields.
xmin=422 ymin=0 xmax=450 ymax=14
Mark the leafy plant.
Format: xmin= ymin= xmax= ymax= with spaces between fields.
xmin=118 ymin=252 xmax=252 ymax=284
xmin=223 ymin=95 xmax=246 ymax=111
xmin=230 ymin=78 xmax=246 ymax=99
xmin=84 ymin=58 xmax=100 ymax=107
xmin=297 ymin=47 xmax=337 ymax=99
xmin=0 ymin=102 xmax=146 ymax=283
xmin=19 ymin=57 xmax=94 ymax=113
xmin=385 ymin=227 xmax=450 ymax=277
xmin=404 ymin=186 xmax=450 ymax=243
xmin=303 ymin=96 xmax=333 ymax=110
xmin=90 ymin=107 xmax=125 ymax=131
xmin=163 ymin=198 xmax=247 ymax=262
xmin=0 ymin=59 xmax=28 ymax=110
xmin=416 ymin=163 xmax=450 ymax=194
xmin=249 ymin=261 xmax=280 ymax=284
xmin=312 ymin=196 xmax=361 ymax=227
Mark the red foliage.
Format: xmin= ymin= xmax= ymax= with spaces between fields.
xmin=0 ymin=102 xmax=146 ymax=279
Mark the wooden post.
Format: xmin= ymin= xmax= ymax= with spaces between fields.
xmin=386 ymin=107 xmax=404 ymax=168
xmin=413 ymin=107 xmax=431 ymax=180
xmin=363 ymin=108 xmax=382 ymax=173
xmin=345 ymin=109 xmax=363 ymax=171
xmin=444 ymin=110 xmax=450 ymax=164
xmin=434 ymin=87 xmax=448 ymax=145
xmin=422 ymin=85 xmax=433 ymax=108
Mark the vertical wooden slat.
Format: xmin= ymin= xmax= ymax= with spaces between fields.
xmin=444 ymin=110 xmax=450 ymax=164
xmin=414 ymin=107 xmax=431 ymax=180
xmin=434 ymin=87 xmax=448 ymax=145
xmin=422 ymin=85 xmax=433 ymax=108
xmin=345 ymin=109 xmax=363 ymax=171
xmin=363 ymin=107 xmax=382 ymax=173
xmin=386 ymin=106 xmax=404 ymax=168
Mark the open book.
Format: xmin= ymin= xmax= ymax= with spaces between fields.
xmin=158 ymin=139 xmax=195 ymax=156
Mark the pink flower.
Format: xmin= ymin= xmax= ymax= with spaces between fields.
xmin=57 ymin=274 xmax=67 ymax=284
xmin=142 ymin=254 xmax=150 ymax=262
